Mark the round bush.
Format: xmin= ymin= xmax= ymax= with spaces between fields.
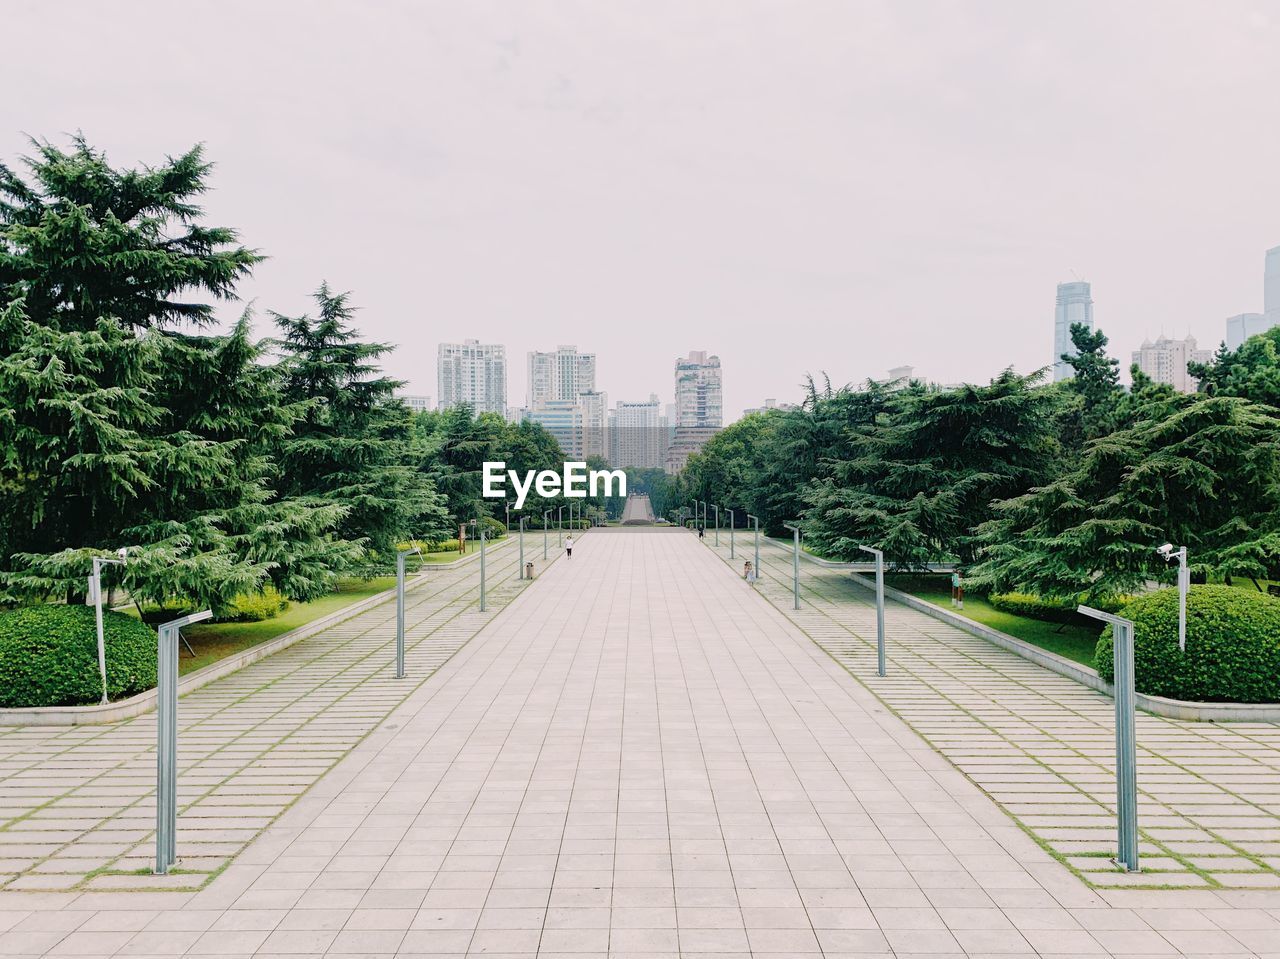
xmin=0 ymin=605 xmax=157 ymax=708
xmin=1095 ymin=585 xmax=1280 ymax=703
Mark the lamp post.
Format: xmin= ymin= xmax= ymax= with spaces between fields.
xmin=712 ymin=505 xmax=720 ymax=547
xmin=154 ymin=608 xmax=212 ymax=875
xmin=783 ymin=523 xmax=801 ymax=610
xmin=88 ymin=549 xmax=128 ymax=704
xmin=1077 ymin=605 xmax=1140 ymax=873
xmin=558 ymin=506 xmax=566 ymax=547
xmin=395 ymin=546 xmax=421 ymax=678
xmin=747 ymin=514 xmax=760 ymax=575
xmin=724 ymin=507 xmax=734 ymax=559
xmin=858 ymin=546 xmax=886 ymax=677
xmin=544 ymin=509 xmax=551 ymax=560
xmin=505 ymin=503 xmax=511 ymax=532
xmin=518 ymin=516 xmax=526 ymax=579
xmin=1157 ymin=544 xmax=1189 ymax=652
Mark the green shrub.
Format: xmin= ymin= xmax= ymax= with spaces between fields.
xmin=989 ymin=592 xmax=1079 ymax=624
xmin=477 ymin=515 xmax=507 ymax=539
xmin=430 ymin=538 xmax=461 ymax=553
xmin=1096 ymin=585 xmax=1280 ymax=703
xmin=217 ymin=586 xmax=288 ymax=622
xmin=0 ymin=605 xmax=157 ymax=708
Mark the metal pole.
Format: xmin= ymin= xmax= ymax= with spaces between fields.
xmin=859 ymin=546 xmax=886 ymax=676
xmin=479 ymin=530 xmax=487 ymax=611
xmin=396 ymin=553 xmax=406 ymax=678
xmin=748 ymin=514 xmax=760 ymax=574
xmin=1078 ymin=605 xmax=1140 ymax=872
xmin=558 ymin=506 xmax=565 ymax=547
xmin=1177 ymin=547 xmax=1188 ymax=653
xmin=544 ymin=510 xmax=550 ymax=560
xmin=519 ymin=516 xmax=525 ymax=579
xmin=92 ymin=559 xmax=108 ymax=705
xmin=725 ymin=508 xmax=734 ymax=559
xmin=712 ymin=505 xmax=719 ymax=546
xmin=154 ymin=609 xmax=211 ymax=875
xmin=784 ymin=524 xmax=801 ymax=609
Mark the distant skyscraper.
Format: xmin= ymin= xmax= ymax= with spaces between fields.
xmin=1131 ymin=335 xmax=1213 ymax=394
xmin=527 ymin=345 xmax=597 ymax=408
xmin=1266 ymin=246 xmax=1280 ymax=326
xmin=397 ymin=394 xmax=432 ymax=413
xmin=611 ymin=394 xmax=663 ymax=469
xmin=666 ymin=351 xmax=723 ymax=473
xmin=578 ymin=390 xmax=609 ymax=460
xmin=437 ymin=340 xmax=506 ymax=414
xmin=1053 ymin=281 xmax=1094 ymax=381
xmin=1225 ymin=313 xmax=1268 ymax=351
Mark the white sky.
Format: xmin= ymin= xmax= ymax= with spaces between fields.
xmin=5 ymin=0 xmax=1279 ymax=418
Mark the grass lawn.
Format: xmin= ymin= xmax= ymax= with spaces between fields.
xmin=886 ymin=574 xmax=1101 ymax=667
xmin=176 ymin=576 xmax=397 ymax=675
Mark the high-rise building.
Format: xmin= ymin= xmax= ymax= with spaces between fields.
xmin=522 ymin=394 xmax=606 ymax=461
xmin=527 ymin=346 xmax=597 ymax=408
xmin=1225 ymin=313 xmax=1268 ymax=351
xmin=673 ymin=351 xmax=722 ymax=428
xmin=437 ymin=340 xmax=506 ymax=414
xmin=397 ymin=394 xmax=433 ymax=414
xmin=1053 ymin=281 xmax=1094 ymax=381
xmin=1266 ymin=246 xmax=1280 ymax=326
xmin=1131 ymin=335 xmax=1214 ymax=394
xmin=666 ymin=351 xmax=723 ymax=472
xmin=611 ymin=394 xmax=664 ymax=469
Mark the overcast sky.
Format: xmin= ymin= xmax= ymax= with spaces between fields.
xmin=6 ymin=1 xmax=1279 ymax=418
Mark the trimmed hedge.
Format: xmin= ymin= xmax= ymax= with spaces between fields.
xmin=218 ymin=586 xmax=288 ymax=623
xmin=0 ymin=605 xmax=157 ymax=708
xmin=1096 ymin=585 xmax=1280 ymax=703
xmin=989 ymin=592 xmax=1079 ymax=624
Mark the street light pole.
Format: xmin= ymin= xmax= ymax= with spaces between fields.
xmin=724 ymin=507 xmax=734 ymax=559
xmin=558 ymin=506 xmax=566 ymax=547
xmin=1158 ymin=544 xmax=1189 ymax=652
xmin=747 ymin=514 xmax=760 ymax=574
xmin=89 ymin=551 xmax=127 ymax=704
xmin=479 ymin=527 xmax=488 ymax=611
xmin=712 ymin=505 xmax=720 ymax=547
xmin=783 ymin=523 xmax=801 ymax=610
xmin=859 ymin=546 xmax=886 ymax=676
xmin=1077 ymin=605 xmax=1140 ymax=872
xmin=518 ymin=516 xmax=525 ymax=579
xmin=395 ymin=547 xmax=420 ymax=679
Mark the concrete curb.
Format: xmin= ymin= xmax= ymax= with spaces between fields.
xmin=0 ymin=541 xmax=515 ymax=728
xmin=848 ymin=573 xmax=1280 ymax=724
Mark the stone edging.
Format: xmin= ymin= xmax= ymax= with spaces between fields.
xmin=848 ymin=573 xmax=1280 ymax=724
xmin=0 ymin=540 xmax=515 ymax=728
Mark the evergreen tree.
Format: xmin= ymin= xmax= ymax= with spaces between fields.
xmin=273 ymin=284 xmax=449 ymax=557
xmin=1189 ymin=327 xmax=1280 ymax=406
xmin=803 ymin=370 xmax=1063 ymax=567
xmin=1058 ymin=323 xmax=1123 ymax=447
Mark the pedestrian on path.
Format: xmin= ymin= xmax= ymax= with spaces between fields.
xmin=744 ymin=560 xmax=757 ymax=585
xmin=951 ymin=568 xmax=964 ymax=608
xmin=565 ymin=534 xmax=575 ymax=559
xmin=698 ymin=525 xmax=705 ymax=540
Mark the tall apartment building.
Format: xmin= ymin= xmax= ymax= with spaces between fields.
xmin=1225 ymin=313 xmax=1268 ymax=351
xmin=437 ymin=340 xmax=506 ymax=415
xmin=1053 ymin=281 xmax=1094 ymax=381
xmin=527 ymin=346 xmax=597 ymax=408
xmin=1266 ymin=246 xmax=1280 ymax=326
xmin=666 ymin=351 xmax=723 ymax=473
xmin=1131 ymin=335 xmax=1213 ymax=394
xmin=522 ymin=391 xmax=608 ymax=460
xmin=610 ymin=394 xmax=664 ymax=469
xmin=397 ymin=394 xmax=433 ymax=414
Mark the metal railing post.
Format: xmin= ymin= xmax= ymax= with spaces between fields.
xmin=154 ymin=609 xmax=211 ymax=875
xmin=1078 ymin=605 xmax=1140 ymax=873
xmin=395 ymin=547 xmax=419 ymax=678
xmin=858 ymin=546 xmax=886 ymax=676
xmin=784 ymin=524 xmax=801 ymax=609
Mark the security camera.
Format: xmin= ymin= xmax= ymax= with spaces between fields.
xmin=116 ymin=546 xmax=129 ymax=562
xmin=1156 ymin=544 xmax=1173 ymax=558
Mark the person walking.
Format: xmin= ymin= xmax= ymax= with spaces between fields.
xmin=951 ymin=568 xmax=964 ymax=609
xmin=565 ymin=534 xmax=575 ymax=559
xmin=698 ymin=525 xmax=705 ymax=540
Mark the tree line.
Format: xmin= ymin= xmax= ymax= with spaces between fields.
xmin=0 ymin=137 xmax=577 ymax=612
xmin=671 ymin=324 xmax=1280 ymax=603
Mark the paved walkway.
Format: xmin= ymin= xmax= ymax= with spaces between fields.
xmin=703 ymin=533 xmax=1280 ymax=893
xmin=0 ymin=538 xmax=539 ymax=893
xmin=0 ymin=529 xmax=1278 ymax=957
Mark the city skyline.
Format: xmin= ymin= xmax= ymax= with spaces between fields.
xmin=10 ymin=3 xmax=1277 ymax=420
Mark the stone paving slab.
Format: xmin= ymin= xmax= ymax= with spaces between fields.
xmin=713 ymin=534 xmax=1280 ymax=891
xmin=0 ymin=539 xmax=545 ymax=893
